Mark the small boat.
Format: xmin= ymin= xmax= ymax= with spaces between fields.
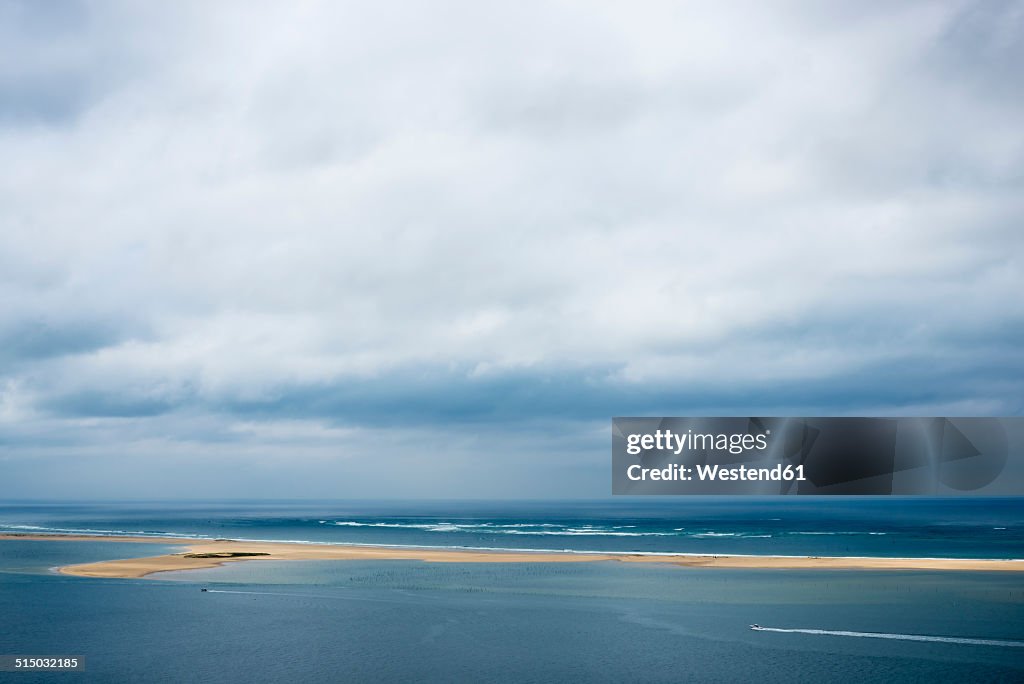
xmin=200 ymin=588 xmax=208 ymax=592
xmin=749 ymin=624 xmax=761 ymax=630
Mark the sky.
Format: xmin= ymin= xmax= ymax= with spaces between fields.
xmin=1 ymin=0 xmax=1022 ymax=499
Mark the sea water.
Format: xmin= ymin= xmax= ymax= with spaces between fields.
xmin=1 ymin=499 xmax=1022 ymax=683
xmin=1 ymin=499 xmax=1022 ymax=559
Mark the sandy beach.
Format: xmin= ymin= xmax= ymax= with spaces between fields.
xmin=2 ymin=533 xmax=1022 ymax=579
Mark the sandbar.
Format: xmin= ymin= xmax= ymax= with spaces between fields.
xmin=1 ymin=533 xmax=1021 ymax=579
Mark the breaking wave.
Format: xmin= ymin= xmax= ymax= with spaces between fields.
xmin=0 ymin=524 xmax=208 ymax=539
xmin=324 ymin=521 xmax=675 ymax=536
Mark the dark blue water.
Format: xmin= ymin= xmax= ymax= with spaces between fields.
xmin=1 ymin=499 xmax=1022 ymax=559
xmin=1 ymin=501 xmax=1023 ymax=682
xmin=2 ymin=542 xmax=1023 ymax=683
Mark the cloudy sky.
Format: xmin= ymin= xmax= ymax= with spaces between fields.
xmin=1 ymin=1 xmax=1021 ymax=499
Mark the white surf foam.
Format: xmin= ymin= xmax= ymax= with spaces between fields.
xmin=325 ymin=521 xmax=674 ymax=536
xmin=0 ymin=524 xmax=208 ymax=539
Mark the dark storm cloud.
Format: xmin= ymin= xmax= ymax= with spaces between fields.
xmin=0 ymin=0 xmax=1021 ymax=498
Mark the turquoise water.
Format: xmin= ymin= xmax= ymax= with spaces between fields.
xmin=1 ymin=501 xmax=1023 ymax=682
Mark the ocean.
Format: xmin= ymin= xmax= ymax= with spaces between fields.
xmin=1 ymin=499 xmax=1022 ymax=682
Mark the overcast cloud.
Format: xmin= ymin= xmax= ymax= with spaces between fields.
xmin=1 ymin=0 xmax=1022 ymax=498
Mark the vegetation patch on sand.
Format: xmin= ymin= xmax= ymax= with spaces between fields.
xmin=182 ymin=552 xmax=271 ymax=559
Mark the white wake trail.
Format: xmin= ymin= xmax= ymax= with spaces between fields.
xmin=753 ymin=627 xmax=1024 ymax=648
xmin=202 ymin=589 xmax=338 ymax=599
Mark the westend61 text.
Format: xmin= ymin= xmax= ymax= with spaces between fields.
xmin=627 ymin=463 xmax=807 ymax=482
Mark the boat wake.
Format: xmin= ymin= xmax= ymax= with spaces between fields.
xmin=201 ymin=589 xmax=339 ymax=599
xmin=751 ymin=626 xmax=1024 ymax=648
